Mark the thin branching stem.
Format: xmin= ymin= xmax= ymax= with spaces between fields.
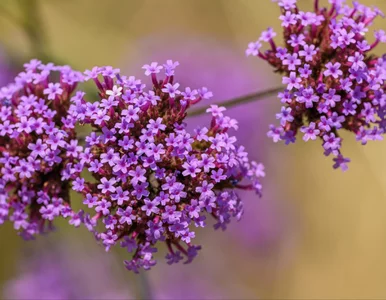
xmin=18 ymin=0 xmax=48 ymax=59
xmin=137 ymin=272 xmax=153 ymax=299
xmin=188 ymin=86 xmax=282 ymax=117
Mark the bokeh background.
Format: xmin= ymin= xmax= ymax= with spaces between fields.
xmin=1 ymin=0 xmax=386 ymax=299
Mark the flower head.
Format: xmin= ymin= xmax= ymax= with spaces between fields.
xmin=71 ymin=61 xmax=264 ymax=272
xmin=247 ymin=0 xmax=386 ymax=170
xmin=0 ymin=59 xmax=84 ymax=238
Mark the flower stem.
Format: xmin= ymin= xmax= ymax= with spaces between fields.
xmin=18 ymin=0 xmax=48 ymax=60
xmin=76 ymin=85 xmax=284 ymax=142
xmin=0 ymin=3 xmax=22 ymax=25
xmin=137 ymin=272 xmax=153 ymax=299
xmin=187 ymin=86 xmax=282 ymax=117
xmin=0 ymin=0 xmax=64 ymax=64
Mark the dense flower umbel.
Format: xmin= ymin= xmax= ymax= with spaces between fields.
xmin=247 ymin=0 xmax=386 ymax=170
xmin=69 ymin=62 xmax=264 ymax=272
xmin=0 ymin=60 xmax=84 ymax=239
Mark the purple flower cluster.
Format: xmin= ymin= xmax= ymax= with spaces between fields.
xmin=247 ymin=0 xmax=386 ymax=170
xmin=0 ymin=59 xmax=84 ymax=239
xmin=68 ymin=61 xmax=264 ymax=272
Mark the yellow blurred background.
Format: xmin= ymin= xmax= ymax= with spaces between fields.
xmin=1 ymin=0 xmax=386 ymax=299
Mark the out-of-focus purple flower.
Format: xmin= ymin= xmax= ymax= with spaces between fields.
xmin=70 ymin=62 xmax=265 ymax=272
xmin=0 ymin=48 xmax=12 ymax=86
xmin=247 ymin=0 xmax=386 ymax=171
xmin=0 ymin=59 xmax=84 ymax=239
xmin=151 ymin=266 xmax=226 ymax=299
xmin=2 ymin=239 xmax=131 ymax=299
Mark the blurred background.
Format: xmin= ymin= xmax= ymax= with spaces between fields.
xmin=1 ymin=0 xmax=386 ymax=299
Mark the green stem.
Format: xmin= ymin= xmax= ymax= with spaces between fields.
xmin=76 ymin=85 xmax=283 ymax=143
xmin=18 ymin=0 xmax=49 ymax=60
xmin=188 ymin=86 xmax=282 ymax=117
xmin=0 ymin=0 xmax=65 ymax=64
xmin=75 ymin=86 xmax=283 ymax=144
xmin=0 ymin=3 xmax=22 ymax=25
xmin=137 ymin=272 xmax=153 ymax=299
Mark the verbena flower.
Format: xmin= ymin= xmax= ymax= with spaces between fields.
xmin=247 ymin=0 xmax=386 ymax=170
xmin=70 ymin=61 xmax=264 ymax=272
xmin=0 ymin=59 xmax=84 ymax=239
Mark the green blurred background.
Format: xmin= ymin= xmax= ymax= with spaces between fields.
xmin=1 ymin=0 xmax=386 ymax=299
